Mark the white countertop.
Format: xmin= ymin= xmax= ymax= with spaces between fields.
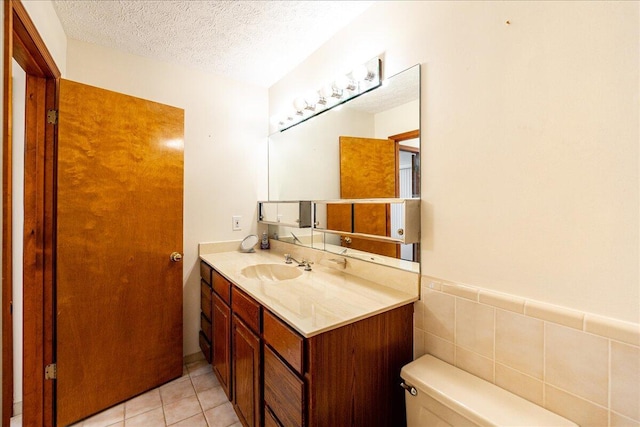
xmin=200 ymin=250 xmax=418 ymax=338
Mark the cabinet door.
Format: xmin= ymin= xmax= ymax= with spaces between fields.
xmin=260 ymin=202 xmax=278 ymax=222
xmin=212 ymin=293 xmax=232 ymax=400
xmin=277 ymin=202 xmax=300 ymax=225
xmin=233 ymin=316 xmax=262 ymax=427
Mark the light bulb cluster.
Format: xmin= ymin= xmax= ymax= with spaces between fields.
xmin=270 ymin=57 xmax=381 ymax=131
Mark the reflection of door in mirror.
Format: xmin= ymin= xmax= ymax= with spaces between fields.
xmin=329 ymin=135 xmax=398 ymax=258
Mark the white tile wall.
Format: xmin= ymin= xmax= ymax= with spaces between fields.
xmin=415 ymin=275 xmax=640 ymax=427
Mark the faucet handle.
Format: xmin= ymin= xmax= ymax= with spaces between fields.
xmin=284 ymin=253 xmax=292 ymax=264
xmin=302 ymin=260 xmax=313 ymax=271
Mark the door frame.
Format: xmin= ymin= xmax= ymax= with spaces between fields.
xmin=388 ymin=130 xmax=420 ymax=261
xmin=2 ymin=1 xmax=60 ymax=425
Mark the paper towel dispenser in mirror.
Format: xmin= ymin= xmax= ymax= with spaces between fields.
xmin=314 ymin=198 xmax=420 ymax=244
xmin=258 ymin=201 xmax=312 ymax=228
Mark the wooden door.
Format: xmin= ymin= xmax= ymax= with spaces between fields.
xmin=334 ymin=136 xmax=398 ymax=258
xmin=56 ymin=79 xmax=184 ymax=426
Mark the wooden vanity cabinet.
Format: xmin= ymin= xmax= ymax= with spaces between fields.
xmin=263 ymin=304 xmax=414 ymax=427
xmin=199 ymin=262 xmax=213 ymax=363
xmin=212 ymin=271 xmax=233 ymax=400
xmin=212 ymin=293 xmax=232 ymax=399
xmin=200 ymin=261 xmax=233 ymax=399
xmin=231 ymin=286 xmax=262 ymax=427
xmin=200 ymin=261 xmax=414 ymax=427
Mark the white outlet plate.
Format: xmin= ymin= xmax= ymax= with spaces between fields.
xmin=232 ymin=215 xmax=242 ymax=231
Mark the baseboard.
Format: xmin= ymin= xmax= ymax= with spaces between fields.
xmin=183 ymin=351 xmax=205 ymax=365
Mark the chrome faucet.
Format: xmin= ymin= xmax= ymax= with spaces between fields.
xmin=284 ymin=254 xmax=313 ymax=271
xmin=284 ymin=253 xmax=303 ymax=265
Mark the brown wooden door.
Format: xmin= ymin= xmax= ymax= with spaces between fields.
xmin=56 ymin=79 xmax=184 ymax=426
xmin=335 ymin=136 xmax=398 ymax=258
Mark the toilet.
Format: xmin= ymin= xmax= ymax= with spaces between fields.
xmin=400 ymin=355 xmax=578 ymax=427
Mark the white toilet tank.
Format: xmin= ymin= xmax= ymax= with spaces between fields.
xmin=400 ymin=355 xmax=578 ymax=427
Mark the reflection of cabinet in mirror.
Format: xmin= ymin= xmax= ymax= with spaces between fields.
xmin=314 ymin=198 xmax=419 ymax=244
xmin=258 ymin=201 xmax=312 ymax=228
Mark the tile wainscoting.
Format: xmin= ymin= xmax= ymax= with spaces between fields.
xmin=414 ymin=276 xmax=640 ymax=427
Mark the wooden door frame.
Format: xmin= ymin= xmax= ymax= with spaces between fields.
xmin=388 ymin=129 xmax=420 ymax=197
xmin=2 ymin=1 xmax=60 ymax=426
xmin=388 ymin=130 xmax=420 ymax=261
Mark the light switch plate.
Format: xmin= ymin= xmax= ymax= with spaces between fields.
xmin=232 ymin=215 xmax=242 ymax=231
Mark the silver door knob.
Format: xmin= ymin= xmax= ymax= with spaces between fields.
xmin=170 ymin=252 xmax=183 ymax=262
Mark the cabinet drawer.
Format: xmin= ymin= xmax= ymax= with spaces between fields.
xmin=200 ymin=261 xmax=212 ymax=285
xmin=212 ymin=270 xmax=231 ymax=304
xmin=200 ymin=313 xmax=212 ymax=341
xmin=263 ymin=310 xmax=303 ymax=374
xmin=199 ymin=331 xmax=211 ymax=363
xmin=232 ymin=287 xmax=261 ymax=334
xmin=200 ymin=280 xmax=212 ymax=321
xmin=264 ymin=346 xmax=304 ymax=427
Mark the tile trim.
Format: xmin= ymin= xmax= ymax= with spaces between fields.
xmin=422 ymin=275 xmax=640 ymax=347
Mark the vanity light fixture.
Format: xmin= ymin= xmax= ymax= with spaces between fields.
xmin=272 ymin=56 xmax=381 ymax=132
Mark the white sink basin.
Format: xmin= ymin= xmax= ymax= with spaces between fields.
xmin=240 ymin=264 xmax=302 ymax=282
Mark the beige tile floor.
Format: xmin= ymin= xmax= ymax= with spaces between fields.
xmin=59 ymin=359 xmax=241 ymax=427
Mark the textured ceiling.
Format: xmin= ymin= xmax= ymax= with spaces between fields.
xmin=52 ymin=0 xmax=373 ymax=88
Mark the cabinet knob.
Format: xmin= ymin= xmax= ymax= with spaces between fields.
xmin=170 ymin=252 xmax=183 ymax=262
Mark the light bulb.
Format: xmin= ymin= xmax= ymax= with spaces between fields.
xmin=352 ymin=64 xmax=369 ymax=82
xmin=334 ymin=75 xmax=350 ymax=90
xmin=304 ymin=91 xmax=319 ymax=111
xmin=293 ymin=97 xmax=307 ymax=113
xmin=320 ymin=84 xmax=342 ymax=100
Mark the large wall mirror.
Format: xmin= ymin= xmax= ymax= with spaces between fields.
xmin=268 ymin=64 xmax=420 ymax=272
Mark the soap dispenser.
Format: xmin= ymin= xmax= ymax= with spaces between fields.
xmin=260 ymin=231 xmax=270 ymax=250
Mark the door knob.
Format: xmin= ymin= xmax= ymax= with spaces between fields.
xmin=170 ymin=252 xmax=183 ymax=262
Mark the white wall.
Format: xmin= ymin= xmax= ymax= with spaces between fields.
xmin=21 ymin=0 xmax=67 ymax=76
xmin=11 ymin=59 xmax=25 ymax=412
xmin=269 ymin=1 xmax=639 ymax=323
xmin=65 ymin=39 xmax=269 ymax=356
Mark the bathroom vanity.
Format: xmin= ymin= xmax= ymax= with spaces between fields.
xmin=199 ymin=250 xmax=417 ymax=427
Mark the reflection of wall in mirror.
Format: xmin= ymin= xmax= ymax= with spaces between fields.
xmin=269 ymin=108 xmax=373 ymax=200
xmin=374 ymin=99 xmax=419 ymax=140
xmin=268 ymin=99 xmax=419 ymax=201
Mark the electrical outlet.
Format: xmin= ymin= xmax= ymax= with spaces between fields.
xmin=232 ymin=215 xmax=242 ymax=231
